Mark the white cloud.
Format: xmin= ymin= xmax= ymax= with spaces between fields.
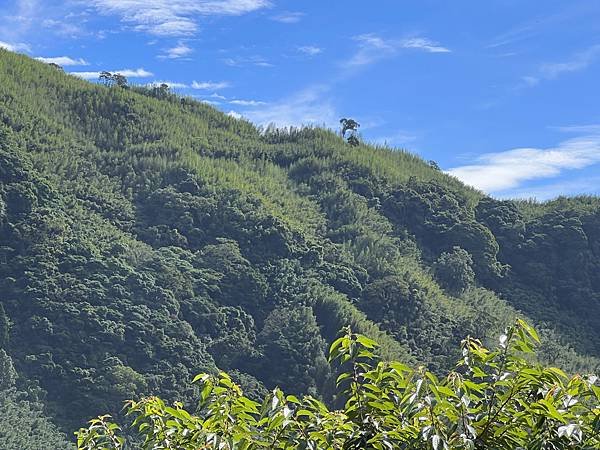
xmin=348 ymin=34 xmax=396 ymax=67
xmin=115 ymin=68 xmax=154 ymax=77
xmin=191 ymin=80 xmax=230 ymax=90
xmin=400 ymin=37 xmax=451 ymax=53
xmin=297 ymin=45 xmax=322 ymax=56
xmin=487 ymin=6 xmax=593 ymax=49
xmin=0 ymin=0 xmax=44 ymax=44
xmin=35 ymin=56 xmax=89 ymax=66
xmin=69 ymin=72 xmax=105 ymax=80
xmin=161 ymin=42 xmax=193 ymax=59
xmin=86 ymin=0 xmax=271 ymax=36
xmin=271 ymin=11 xmax=304 ymax=23
xmin=229 ymin=99 xmax=266 ymax=106
xmin=69 ymin=68 xmax=153 ymax=79
xmin=447 ymin=129 xmax=600 ymax=193
xmin=223 ymin=55 xmax=273 ymax=67
xmin=1 ymin=1 xmax=92 ymax=45
xmin=41 ymin=17 xmax=86 ymax=38
xmin=227 ymin=110 xmax=243 ymax=119
xmin=347 ymin=34 xmax=450 ymax=67
xmin=0 ymin=40 xmax=30 ymax=52
xmin=240 ymin=85 xmax=338 ymax=128
xmin=522 ymin=44 xmax=600 ymax=88
xmin=521 ymin=76 xmax=539 ymax=87
xmin=540 ymin=44 xmax=600 ymax=79
xmin=553 ymin=124 xmax=600 ymax=133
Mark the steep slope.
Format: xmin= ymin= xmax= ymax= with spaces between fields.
xmin=1 ymin=49 xmax=599 ymax=434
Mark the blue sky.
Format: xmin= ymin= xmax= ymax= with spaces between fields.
xmin=1 ymin=0 xmax=600 ymax=200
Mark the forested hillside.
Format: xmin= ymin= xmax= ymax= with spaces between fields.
xmin=1 ymin=49 xmax=599 ymax=441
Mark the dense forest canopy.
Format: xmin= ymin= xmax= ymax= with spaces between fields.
xmin=0 ymin=49 xmax=599 ymax=445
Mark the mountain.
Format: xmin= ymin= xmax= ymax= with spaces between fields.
xmin=1 ymin=49 xmax=599 ymax=439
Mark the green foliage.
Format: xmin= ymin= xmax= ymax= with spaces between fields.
xmin=0 ymin=303 xmax=10 ymax=348
xmin=77 ymin=321 xmax=600 ymax=449
xmin=99 ymin=72 xmax=128 ymax=89
xmin=0 ymin=349 xmax=73 ymax=449
xmin=0 ymin=392 xmax=76 ymax=450
xmin=253 ymin=306 xmax=330 ymax=396
xmin=1 ymin=48 xmax=600 ymax=440
xmin=339 ymin=117 xmax=360 ymax=147
xmin=0 ymin=349 xmax=17 ymax=391
xmin=433 ymin=246 xmax=476 ymax=295
xmin=477 ymin=196 xmax=600 ymax=355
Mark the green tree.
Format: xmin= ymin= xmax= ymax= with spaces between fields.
xmin=347 ymin=134 xmax=360 ymax=147
xmin=151 ymin=82 xmax=170 ymax=98
xmin=254 ymin=306 xmax=330 ymax=396
xmin=0 ymin=303 xmax=9 ymax=348
xmin=340 ymin=118 xmax=360 ymax=136
xmin=76 ymin=321 xmax=600 ymax=450
xmin=433 ymin=246 xmax=475 ymax=295
xmin=428 ymin=160 xmax=441 ymax=171
xmin=98 ymin=71 xmax=113 ymax=86
xmin=112 ymin=73 xmax=128 ymax=88
xmin=0 ymin=349 xmax=16 ymax=391
xmin=2 ymin=49 xmax=600 ymax=437
xmin=340 ymin=118 xmax=361 ymax=146
xmin=0 ymin=350 xmax=73 ymax=449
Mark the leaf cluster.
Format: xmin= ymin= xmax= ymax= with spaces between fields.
xmin=77 ymin=321 xmax=600 ymax=449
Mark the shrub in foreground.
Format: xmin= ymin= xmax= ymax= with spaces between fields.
xmin=77 ymin=320 xmax=600 ymax=449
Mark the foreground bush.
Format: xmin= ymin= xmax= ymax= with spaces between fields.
xmin=77 ymin=320 xmax=600 ymax=449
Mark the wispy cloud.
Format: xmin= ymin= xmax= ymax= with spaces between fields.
xmin=519 ymin=44 xmax=600 ymax=89
xmin=69 ymin=68 xmax=153 ymax=79
xmin=40 ymin=17 xmax=87 ymax=38
xmin=238 ymin=85 xmax=338 ymax=128
xmin=230 ymin=34 xmax=448 ymax=129
xmin=227 ymin=110 xmax=243 ymax=119
xmin=447 ymin=128 xmax=600 ymax=194
xmin=36 ymin=56 xmax=88 ymax=66
xmin=139 ymin=80 xmax=231 ymax=90
xmin=539 ymin=44 xmax=600 ymax=79
xmin=200 ymin=99 xmax=221 ymax=106
xmin=347 ymin=34 xmax=396 ymax=67
xmin=297 ymin=45 xmax=322 ymax=56
xmin=347 ymin=34 xmax=450 ymax=67
xmin=400 ymin=37 xmax=451 ymax=53
xmin=191 ymin=80 xmax=230 ymax=90
xmin=229 ymin=99 xmax=266 ymax=106
xmin=86 ymin=0 xmax=271 ymax=36
xmin=487 ymin=4 xmax=599 ymax=49
xmin=488 ymin=23 xmax=538 ymax=49
xmin=552 ymin=124 xmax=600 ymax=134
xmin=208 ymin=92 xmax=227 ymax=100
xmin=271 ymin=11 xmax=304 ymax=23
xmin=0 ymin=40 xmax=30 ymax=52
xmin=0 ymin=2 xmax=90 ymax=45
xmin=161 ymin=41 xmax=193 ymax=59
xmin=223 ymin=55 xmax=273 ymax=67
xmin=0 ymin=0 xmax=43 ymax=44
xmin=521 ymin=75 xmax=539 ymax=87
